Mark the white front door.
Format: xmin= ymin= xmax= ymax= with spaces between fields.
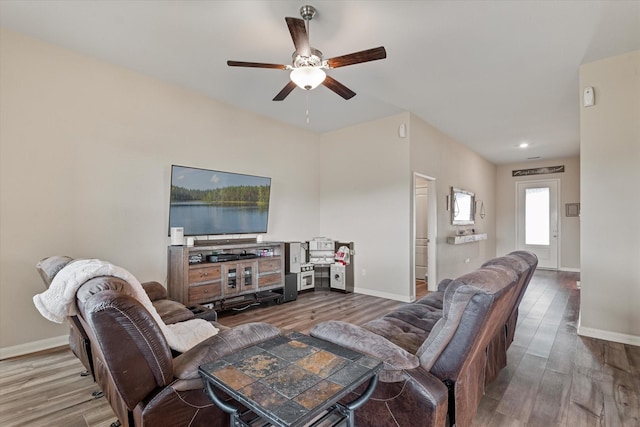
xmin=516 ymin=179 xmax=559 ymax=269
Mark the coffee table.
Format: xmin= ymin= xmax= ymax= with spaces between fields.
xmin=199 ymin=331 xmax=382 ymax=427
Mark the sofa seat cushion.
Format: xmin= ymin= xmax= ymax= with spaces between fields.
xmin=363 ymin=302 xmax=443 ymax=355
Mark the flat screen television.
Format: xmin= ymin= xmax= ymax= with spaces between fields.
xmin=169 ymin=165 xmax=271 ymax=236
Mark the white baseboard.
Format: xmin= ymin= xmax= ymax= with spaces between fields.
xmin=353 ymin=287 xmax=412 ymax=303
xmin=577 ymin=315 xmax=640 ymax=346
xmin=560 ymin=267 xmax=581 ymax=273
xmin=0 ymin=335 xmax=68 ymax=360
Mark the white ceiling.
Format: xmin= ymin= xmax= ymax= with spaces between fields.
xmin=1 ymin=0 xmax=639 ymax=164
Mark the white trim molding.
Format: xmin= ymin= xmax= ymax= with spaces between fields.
xmin=577 ymin=315 xmax=640 ymax=347
xmin=0 ymin=335 xmax=68 ymax=360
xmin=560 ymin=267 xmax=580 ymax=273
xmin=353 ymin=287 xmax=413 ymax=303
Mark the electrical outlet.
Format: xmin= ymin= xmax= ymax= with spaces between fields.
xmin=362 ymin=269 xmax=367 ymax=276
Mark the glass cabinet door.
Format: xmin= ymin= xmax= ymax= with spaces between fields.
xmin=243 ymin=265 xmax=253 ymax=288
xmin=223 ymin=262 xmax=257 ymax=296
xmin=227 ymin=268 xmax=237 ymax=289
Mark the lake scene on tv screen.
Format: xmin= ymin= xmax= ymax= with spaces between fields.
xmin=169 ymin=166 xmax=271 ymax=236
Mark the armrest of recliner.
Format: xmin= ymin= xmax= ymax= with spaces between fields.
xmin=173 ymin=322 xmax=281 ymax=380
xmin=310 ymin=320 xmax=419 ymax=382
xmin=141 ymin=281 xmax=168 ymax=301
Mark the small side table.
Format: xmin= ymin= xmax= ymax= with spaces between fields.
xmin=199 ymin=331 xmax=382 ymax=426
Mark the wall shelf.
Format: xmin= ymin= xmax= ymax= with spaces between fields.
xmin=446 ymin=233 xmax=488 ymax=245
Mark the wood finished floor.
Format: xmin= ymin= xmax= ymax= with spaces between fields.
xmin=1 ymin=270 xmax=638 ymax=426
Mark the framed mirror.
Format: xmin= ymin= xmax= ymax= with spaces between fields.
xmin=451 ymin=187 xmax=475 ymax=225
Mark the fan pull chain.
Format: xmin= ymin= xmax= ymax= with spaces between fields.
xmin=306 ymin=92 xmax=310 ymax=124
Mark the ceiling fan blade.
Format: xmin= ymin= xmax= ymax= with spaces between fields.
xmin=286 ymin=17 xmax=310 ymax=57
xmin=326 ymin=46 xmax=387 ymax=69
xmin=273 ymin=81 xmax=298 ymax=101
xmin=322 ymin=75 xmax=356 ymax=100
xmin=227 ymin=60 xmax=287 ymax=69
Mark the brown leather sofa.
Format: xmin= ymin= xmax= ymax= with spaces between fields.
xmin=310 ymin=251 xmax=537 ymax=427
xmin=36 ymin=256 xmax=211 ymax=380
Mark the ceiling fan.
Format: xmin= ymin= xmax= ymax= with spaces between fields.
xmin=227 ymin=5 xmax=387 ymax=101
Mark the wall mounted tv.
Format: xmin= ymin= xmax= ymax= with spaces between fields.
xmin=169 ymin=165 xmax=271 ymax=236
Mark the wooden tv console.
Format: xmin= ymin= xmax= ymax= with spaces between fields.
xmin=167 ymin=241 xmax=284 ymax=312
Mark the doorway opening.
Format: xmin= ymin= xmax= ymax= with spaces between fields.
xmin=413 ymin=173 xmax=437 ymax=300
xmin=516 ymin=179 xmax=560 ymax=269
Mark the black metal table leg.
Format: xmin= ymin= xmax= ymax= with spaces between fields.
xmin=337 ymin=373 xmax=380 ymax=426
xmin=204 ymin=381 xmax=243 ymax=426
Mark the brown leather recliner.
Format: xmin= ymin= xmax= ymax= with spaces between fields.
xmin=76 ymin=275 xmax=281 ymax=427
xmin=36 ymin=256 xmax=202 ymax=380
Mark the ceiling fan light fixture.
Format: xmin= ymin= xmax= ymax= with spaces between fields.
xmin=227 ymin=5 xmax=386 ymax=101
xmin=290 ymin=66 xmax=326 ymax=90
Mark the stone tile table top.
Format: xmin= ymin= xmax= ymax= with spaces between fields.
xmin=199 ymin=331 xmax=382 ymax=427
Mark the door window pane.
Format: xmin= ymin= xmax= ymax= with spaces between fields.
xmin=525 ymin=187 xmax=549 ymax=245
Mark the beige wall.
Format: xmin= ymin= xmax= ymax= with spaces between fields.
xmin=318 ymin=113 xmax=497 ymax=300
xmin=496 ymin=157 xmax=581 ymax=270
xmin=578 ymin=50 xmax=640 ymax=344
xmin=0 ymin=29 xmax=321 ymax=355
xmin=409 ymin=114 xmax=497 ymax=282
xmin=318 ymin=113 xmax=412 ymax=300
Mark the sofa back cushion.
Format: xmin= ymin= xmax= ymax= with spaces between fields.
xmin=36 ymin=255 xmax=73 ymax=288
xmin=416 ymin=265 xmax=518 ymax=377
xmin=76 ymin=276 xmax=140 ymax=317
xmin=503 ymin=251 xmax=538 ymax=307
xmin=84 ymin=290 xmax=174 ymax=410
xmin=482 ymin=253 xmax=534 ymax=311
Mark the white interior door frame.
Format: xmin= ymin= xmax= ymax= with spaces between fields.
xmin=412 ymin=172 xmax=437 ymax=299
xmin=515 ymin=179 xmax=560 ymax=269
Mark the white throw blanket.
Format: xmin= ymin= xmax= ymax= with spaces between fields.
xmin=33 ymin=259 xmax=218 ymax=353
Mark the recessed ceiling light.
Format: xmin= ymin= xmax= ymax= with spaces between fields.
xmin=519 ymin=142 xmax=529 ymax=148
